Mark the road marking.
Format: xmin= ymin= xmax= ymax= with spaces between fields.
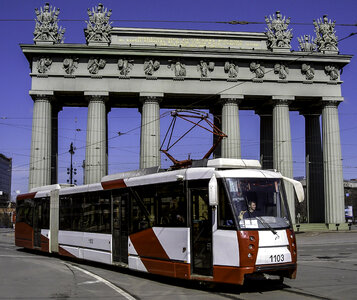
xmin=78 ymin=280 xmax=101 ymax=285
xmin=0 ymin=255 xmax=34 ymax=258
xmin=68 ymin=264 xmax=136 ymax=300
xmin=299 ymin=259 xmax=357 ymax=263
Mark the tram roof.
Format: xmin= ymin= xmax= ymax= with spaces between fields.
xmin=25 ymin=159 xmax=282 ymax=197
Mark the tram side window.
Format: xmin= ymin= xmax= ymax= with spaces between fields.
xmin=59 ymin=195 xmax=73 ymax=231
xmin=72 ymin=193 xmax=84 ymax=231
xmin=99 ymin=191 xmax=111 ymax=233
xmin=83 ymin=191 xmax=110 ymax=234
xmin=42 ymin=198 xmax=50 ymax=229
xmin=16 ymin=199 xmax=34 ymax=226
xmin=157 ymin=183 xmax=187 ymax=227
xmin=130 ymin=186 xmax=156 ymax=233
xmin=218 ymin=181 xmax=235 ymax=229
xmin=59 ymin=193 xmax=85 ymax=231
xmin=83 ymin=192 xmax=98 ymax=232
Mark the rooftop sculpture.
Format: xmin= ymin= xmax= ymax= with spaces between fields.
xmin=33 ymin=2 xmax=65 ymax=44
xmin=298 ymin=35 xmax=316 ymax=52
xmin=265 ymin=11 xmax=292 ymax=52
xmin=85 ymin=3 xmax=113 ymax=45
xmin=313 ymin=15 xmax=339 ymax=53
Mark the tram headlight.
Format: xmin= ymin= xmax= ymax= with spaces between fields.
xmin=248 ymin=244 xmax=254 ymax=250
xmin=248 ymin=253 xmax=252 ymax=258
xmin=249 ymin=236 xmax=255 ymax=241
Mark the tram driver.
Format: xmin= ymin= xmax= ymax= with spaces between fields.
xmin=239 ymin=200 xmax=258 ymax=219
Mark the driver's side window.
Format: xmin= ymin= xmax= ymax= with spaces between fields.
xmin=218 ymin=181 xmax=236 ymax=229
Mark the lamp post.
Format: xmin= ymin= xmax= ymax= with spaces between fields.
xmin=67 ymin=143 xmax=77 ymax=185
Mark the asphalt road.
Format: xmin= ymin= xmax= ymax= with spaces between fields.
xmin=1 ymin=228 xmax=356 ymax=300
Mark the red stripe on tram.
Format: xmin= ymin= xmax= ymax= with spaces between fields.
xmin=101 ymin=179 xmax=127 ymax=190
xmin=130 ymin=229 xmax=170 ymax=260
xmin=16 ymin=192 xmax=37 ymax=201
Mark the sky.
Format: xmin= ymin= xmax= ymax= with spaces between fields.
xmin=1 ymin=0 xmax=357 ymax=198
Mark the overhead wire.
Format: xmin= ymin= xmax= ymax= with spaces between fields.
xmin=1 ymin=18 xmax=357 ymax=27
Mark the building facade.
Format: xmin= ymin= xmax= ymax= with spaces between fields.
xmin=0 ymin=154 xmax=12 ymax=207
xmin=21 ymin=5 xmax=352 ymax=229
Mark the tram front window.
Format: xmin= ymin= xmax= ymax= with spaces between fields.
xmin=225 ymin=178 xmax=291 ymax=229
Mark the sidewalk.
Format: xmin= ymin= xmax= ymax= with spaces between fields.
xmin=296 ymin=228 xmax=357 ymax=245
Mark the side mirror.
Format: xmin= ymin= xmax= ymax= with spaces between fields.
xmin=282 ymin=176 xmax=305 ymax=203
xmin=209 ymin=174 xmax=218 ymax=206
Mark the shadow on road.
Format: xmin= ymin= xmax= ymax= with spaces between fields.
xmin=18 ymin=247 xmax=289 ymax=296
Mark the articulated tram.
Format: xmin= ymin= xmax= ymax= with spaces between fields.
xmin=15 ymin=158 xmax=304 ymax=285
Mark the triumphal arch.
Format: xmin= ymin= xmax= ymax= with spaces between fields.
xmin=22 ymin=4 xmax=352 ymax=229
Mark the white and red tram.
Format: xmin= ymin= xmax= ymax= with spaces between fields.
xmin=15 ymin=158 xmax=303 ymax=285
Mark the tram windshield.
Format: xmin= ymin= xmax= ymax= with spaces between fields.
xmin=224 ymin=178 xmax=291 ymax=229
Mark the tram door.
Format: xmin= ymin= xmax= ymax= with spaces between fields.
xmin=191 ymin=188 xmax=213 ymax=276
xmin=33 ymin=200 xmax=42 ymax=248
xmin=112 ymin=192 xmax=129 ymax=264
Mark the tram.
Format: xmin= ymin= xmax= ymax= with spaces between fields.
xmin=15 ymin=158 xmax=304 ymax=285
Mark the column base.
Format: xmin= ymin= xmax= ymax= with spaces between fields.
xmin=293 ymin=223 xmax=350 ymax=232
xmin=327 ymin=223 xmax=349 ymax=231
xmin=294 ymin=223 xmax=328 ymax=232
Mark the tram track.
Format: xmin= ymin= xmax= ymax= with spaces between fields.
xmin=215 ymin=285 xmax=331 ymax=300
xmin=281 ymin=287 xmax=333 ymax=299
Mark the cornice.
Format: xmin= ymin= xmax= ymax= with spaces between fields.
xmin=20 ymin=44 xmax=352 ymax=66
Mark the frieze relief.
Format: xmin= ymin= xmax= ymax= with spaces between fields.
xmin=325 ymin=65 xmax=339 ymax=81
xmin=118 ymin=59 xmax=134 ymax=77
xmin=301 ymin=64 xmax=315 ymax=80
xmin=88 ymin=58 xmax=106 ymax=74
xmin=63 ymin=57 xmax=79 ymax=75
xmin=37 ymin=57 xmax=52 ymax=73
xmin=197 ymin=60 xmax=214 ymax=80
xmin=274 ymin=63 xmax=289 ymax=80
xmin=250 ymin=62 xmax=265 ymax=79
xmin=224 ymin=61 xmax=239 ymax=80
xmin=144 ymin=59 xmax=160 ymax=77
xmin=168 ymin=60 xmax=186 ymax=79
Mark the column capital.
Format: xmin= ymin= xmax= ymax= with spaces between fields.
xmin=220 ymin=94 xmax=243 ymax=105
xmin=140 ymin=92 xmax=163 ymax=104
xmin=322 ymin=96 xmax=344 ymax=107
xmin=321 ymin=96 xmax=344 ymax=102
xmin=84 ymin=91 xmax=109 ymax=103
xmin=272 ymin=95 xmax=295 ymax=105
xmin=29 ymin=90 xmax=54 ymax=102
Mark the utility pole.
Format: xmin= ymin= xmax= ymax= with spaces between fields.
xmin=67 ymin=142 xmax=77 ymax=185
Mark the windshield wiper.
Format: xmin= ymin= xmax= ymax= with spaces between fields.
xmin=256 ymin=216 xmax=277 ymax=235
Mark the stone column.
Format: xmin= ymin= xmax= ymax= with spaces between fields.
xmin=303 ymin=112 xmax=324 ymax=223
xmin=211 ymin=107 xmax=222 ymax=159
xmin=51 ymin=104 xmax=61 ymax=185
xmin=272 ymin=96 xmax=295 ymax=222
xmin=140 ymin=93 xmax=162 ymax=169
xmin=29 ymin=91 xmax=54 ymax=190
xmin=84 ymin=92 xmax=108 ymax=184
xmin=259 ymin=112 xmax=273 ymax=169
xmin=220 ymin=95 xmax=243 ymax=159
xmin=322 ymin=98 xmax=345 ymax=228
